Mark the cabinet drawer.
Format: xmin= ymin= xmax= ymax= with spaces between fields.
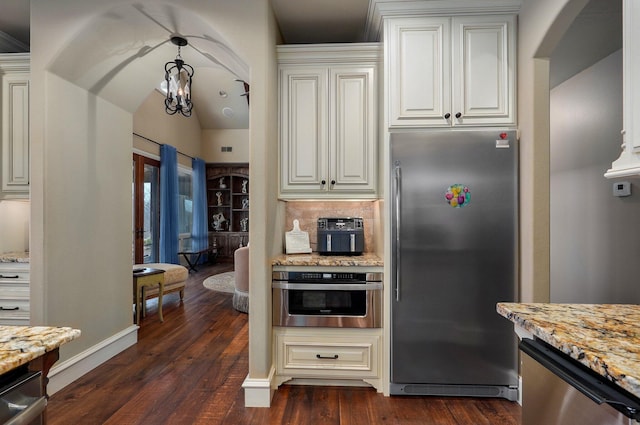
xmin=282 ymin=342 xmax=373 ymax=372
xmin=275 ymin=329 xmax=380 ymax=379
xmin=0 ymin=270 xmax=29 ymax=284
xmin=0 ymin=285 xmax=29 ymax=297
xmin=0 ymin=298 xmax=29 ymax=320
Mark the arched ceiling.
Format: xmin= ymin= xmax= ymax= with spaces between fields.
xmin=46 ymin=3 xmax=250 ymax=129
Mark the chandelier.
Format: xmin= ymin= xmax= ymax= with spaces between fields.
xmin=164 ymin=36 xmax=194 ymax=117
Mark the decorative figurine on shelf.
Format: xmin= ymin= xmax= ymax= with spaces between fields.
xmin=212 ymin=213 xmax=227 ymax=231
xmin=242 ymin=179 xmax=248 ymax=193
xmin=240 ymin=217 xmax=249 ymax=232
xmin=242 ymin=197 xmax=249 ymax=210
xmin=216 ymin=191 xmax=223 ymax=206
xmin=219 ymin=177 xmax=226 ymax=189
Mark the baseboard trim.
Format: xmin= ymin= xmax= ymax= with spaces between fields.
xmin=242 ymin=365 xmax=276 ymax=407
xmin=47 ymin=325 xmax=139 ymax=395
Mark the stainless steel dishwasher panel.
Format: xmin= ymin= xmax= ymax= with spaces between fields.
xmin=522 ymin=351 xmax=634 ymax=425
xmin=0 ymin=369 xmax=45 ymax=425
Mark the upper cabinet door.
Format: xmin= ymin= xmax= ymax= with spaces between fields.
xmin=1 ymin=54 xmax=30 ymax=199
xmin=386 ymin=15 xmax=516 ymax=128
xmin=278 ymin=43 xmax=381 ymax=199
xmin=279 ymin=67 xmax=328 ymax=195
xmin=330 ymin=66 xmax=377 ymax=194
xmin=451 ymin=15 xmax=516 ymax=126
xmin=387 ymin=17 xmax=451 ymax=127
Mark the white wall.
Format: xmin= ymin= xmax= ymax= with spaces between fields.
xmin=244 ymin=2 xmax=283 ymax=403
xmin=201 ymin=129 xmax=249 ymax=163
xmin=0 ymin=200 xmax=29 ymax=252
xmin=32 ymin=71 xmax=134 ymax=342
xmin=550 ymin=50 xmax=639 ymax=303
xmin=133 ymin=90 xmax=203 ymax=167
xmin=518 ymin=0 xmax=590 ymax=302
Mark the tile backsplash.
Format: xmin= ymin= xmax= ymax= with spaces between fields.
xmin=285 ymin=201 xmax=379 ymax=253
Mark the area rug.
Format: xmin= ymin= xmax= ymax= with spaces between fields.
xmin=203 ymin=272 xmax=235 ymax=294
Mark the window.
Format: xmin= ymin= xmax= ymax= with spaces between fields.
xmin=178 ymin=168 xmax=193 ymax=237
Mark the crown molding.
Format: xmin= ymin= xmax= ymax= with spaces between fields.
xmin=0 ymin=52 xmax=30 ymax=73
xmin=365 ymin=0 xmax=522 ymax=41
xmin=277 ymin=42 xmax=382 ymax=64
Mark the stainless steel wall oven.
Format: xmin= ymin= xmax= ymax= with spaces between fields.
xmin=272 ymin=271 xmax=383 ymax=328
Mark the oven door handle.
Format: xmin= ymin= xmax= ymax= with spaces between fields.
xmin=272 ymin=282 xmax=383 ymax=291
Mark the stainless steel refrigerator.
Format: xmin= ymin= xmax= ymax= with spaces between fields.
xmin=390 ymin=130 xmax=519 ymax=400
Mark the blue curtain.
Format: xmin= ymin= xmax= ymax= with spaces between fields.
xmin=160 ymin=144 xmax=179 ymax=264
xmin=192 ymin=157 xmax=208 ymax=264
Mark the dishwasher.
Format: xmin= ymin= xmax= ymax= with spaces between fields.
xmin=520 ymin=338 xmax=640 ymax=425
xmin=0 ymin=366 xmax=46 ymax=425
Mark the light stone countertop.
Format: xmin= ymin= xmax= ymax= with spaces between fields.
xmin=497 ymin=303 xmax=640 ymax=399
xmin=0 ymin=251 xmax=29 ymax=263
xmin=0 ymin=326 xmax=81 ymax=374
xmin=272 ymin=252 xmax=383 ymax=267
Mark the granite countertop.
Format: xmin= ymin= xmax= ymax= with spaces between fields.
xmin=272 ymin=252 xmax=383 ymax=267
xmin=497 ymin=303 xmax=640 ymax=399
xmin=0 ymin=251 xmax=29 ymax=263
xmin=0 ymin=326 xmax=81 ymax=374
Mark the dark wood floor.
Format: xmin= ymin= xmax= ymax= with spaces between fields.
xmin=47 ymin=263 xmax=521 ymax=425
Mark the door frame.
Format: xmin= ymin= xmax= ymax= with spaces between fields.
xmin=133 ymin=153 xmax=160 ymax=264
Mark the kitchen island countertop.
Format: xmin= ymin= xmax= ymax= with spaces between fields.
xmin=497 ymin=302 xmax=640 ymax=399
xmin=0 ymin=326 xmax=81 ymax=374
xmin=272 ymin=252 xmax=382 ymax=267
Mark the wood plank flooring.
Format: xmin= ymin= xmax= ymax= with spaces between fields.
xmin=47 ymin=263 xmax=521 ymax=425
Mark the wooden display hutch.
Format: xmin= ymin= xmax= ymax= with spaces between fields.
xmin=206 ymin=163 xmax=249 ymax=261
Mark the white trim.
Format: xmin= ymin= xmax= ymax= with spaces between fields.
xmin=242 ymin=365 xmax=277 ymax=407
xmin=365 ymin=0 xmax=522 ymax=41
xmin=132 ymin=147 xmax=160 ymax=162
xmin=47 ymin=325 xmax=138 ymax=395
xmin=277 ymin=43 xmax=382 ymax=64
xmin=132 ymin=148 xmax=193 ymax=174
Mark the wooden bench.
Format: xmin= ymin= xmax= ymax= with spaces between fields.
xmin=134 ymin=263 xmax=188 ymax=313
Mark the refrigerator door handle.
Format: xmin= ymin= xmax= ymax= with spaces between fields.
xmin=394 ymin=162 xmax=401 ymax=301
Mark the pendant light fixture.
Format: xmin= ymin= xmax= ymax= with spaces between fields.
xmin=164 ymin=36 xmax=194 ymax=117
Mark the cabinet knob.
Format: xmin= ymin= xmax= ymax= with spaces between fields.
xmin=321 ymin=180 xmax=326 ymax=185
xmin=455 ymin=112 xmax=462 ymax=119
xmin=331 ymin=180 xmax=336 ymax=185
xmin=444 ymin=113 xmax=451 ymax=119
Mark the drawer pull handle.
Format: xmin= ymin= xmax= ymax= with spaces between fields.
xmin=316 ymin=354 xmax=339 ymax=360
xmin=0 ymin=306 xmax=19 ymax=311
xmin=0 ymin=275 xmax=19 ymax=279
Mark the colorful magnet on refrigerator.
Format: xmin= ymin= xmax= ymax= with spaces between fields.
xmin=445 ymin=184 xmax=470 ymax=208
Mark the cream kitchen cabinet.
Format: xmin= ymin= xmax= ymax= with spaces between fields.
xmin=273 ymin=327 xmax=382 ymax=392
xmin=386 ymin=15 xmax=516 ymax=128
xmin=605 ymin=0 xmax=640 ymax=178
xmin=278 ymin=44 xmax=380 ymax=199
xmin=0 ymin=53 xmax=30 ymax=199
xmin=0 ymin=262 xmax=30 ymax=325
